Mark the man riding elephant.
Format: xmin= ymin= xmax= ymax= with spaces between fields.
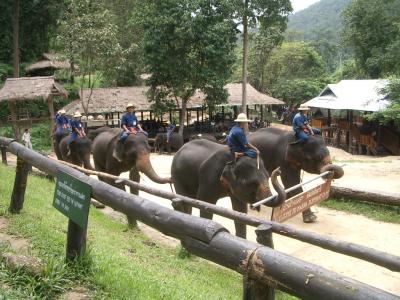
xmin=292 ymin=105 xmax=321 ymax=144
xmin=54 ymin=109 xmax=70 ymax=143
xmin=227 ymin=113 xmax=259 ymax=160
xmin=114 ymin=103 xmax=147 ymax=162
xmin=248 ymin=127 xmax=344 ymax=223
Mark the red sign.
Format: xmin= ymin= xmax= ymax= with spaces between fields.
xmin=271 ymin=180 xmax=332 ymax=223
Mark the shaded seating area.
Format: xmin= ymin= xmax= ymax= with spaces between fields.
xmin=304 ymin=80 xmax=400 ymax=155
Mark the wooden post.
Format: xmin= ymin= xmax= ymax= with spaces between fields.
xmin=9 ymin=157 xmax=29 ymax=213
xmin=141 ymin=111 xmax=144 ymax=121
xmin=196 ymin=108 xmax=199 ymax=123
xmin=243 ymin=224 xmax=275 ymax=300
xmin=150 ymin=111 xmax=153 ymax=121
xmin=66 ymin=219 xmax=87 ymax=261
xmin=186 ymin=109 xmax=189 ymax=126
xmin=47 ymin=96 xmax=55 ymax=152
xmin=246 ymin=105 xmax=249 ymax=118
xmin=1 ymin=146 xmax=7 ymax=165
xmin=260 ymin=105 xmax=264 ymax=121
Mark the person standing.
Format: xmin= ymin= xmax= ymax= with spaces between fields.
xmin=166 ymin=121 xmax=176 ymax=144
xmin=292 ymin=105 xmax=320 ymax=143
xmin=227 ymin=113 xmax=259 ymax=160
xmin=22 ymin=128 xmax=33 ymax=149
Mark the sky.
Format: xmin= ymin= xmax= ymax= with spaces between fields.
xmin=291 ymin=0 xmax=320 ymax=12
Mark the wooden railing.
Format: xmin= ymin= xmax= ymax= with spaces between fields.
xmin=1 ymin=137 xmax=399 ymax=300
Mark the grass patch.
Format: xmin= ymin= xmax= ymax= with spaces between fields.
xmin=320 ymin=198 xmax=400 ymax=224
xmin=0 ymin=164 xmax=296 ymax=299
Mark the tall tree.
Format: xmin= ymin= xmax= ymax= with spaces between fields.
xmin=139 ymin=0 xmax=237 ymax=135
xmin=57 ymin=0 xmax=120 ymax=114
xmin=12 ymin=0 xmax=19 ymax=77
xmin=235 ymin=0 xmax=292 ymax=114
xmin=342 ymin=0 xmax=400 ymax=78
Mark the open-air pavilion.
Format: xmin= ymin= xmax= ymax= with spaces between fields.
xmin=0 ymin=76 xmax=68 ymax=140
xmin=303 ymin=79 xmax=399 ymax=155
xmin=62 ymin=83 xmax=284 ymax=136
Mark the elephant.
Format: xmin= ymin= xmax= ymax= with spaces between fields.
xmin=189 ymin=133 xmax=218 ymax=143
xmin=248 ymin=127 xmax=344 ymax=222
xmin=154 ymin=132 xmax=183 ymax=154
xmin=54 ymin=130 xmax=94 ymax=170
xmin=91 ymin=128 xmax=171 ymax=194
xmin=171 ymin=139 xmax=285 ymax=238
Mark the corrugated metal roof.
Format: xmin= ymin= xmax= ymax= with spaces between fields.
xmin=304 ymin=80 xmax=390 ymax=112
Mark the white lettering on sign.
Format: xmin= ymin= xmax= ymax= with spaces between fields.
xmin=271 ymin=180 xmax=332 ymax=223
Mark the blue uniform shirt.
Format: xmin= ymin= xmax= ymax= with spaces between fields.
xmin=292 ymin=112 xmax=309 ymax=132
xmin=121 ymin=113 xmax=138 ymax=128
xmin=70 ymin=119 xmax=83 ymax=131
xmin=227 ymin=125 xmax=248 ymax=153
xmin=56 ymin=115 xmax=69 ymax=127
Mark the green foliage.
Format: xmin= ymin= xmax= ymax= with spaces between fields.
xmin=139 ymin=0 xmax=238 ymax=122
xmin=367 ymin=77 xmax=400 ymax=127
xmin=0 ymin=0 xmax=65 ymax=64
xmin=342 ymin=0 xmax=400 ymax=78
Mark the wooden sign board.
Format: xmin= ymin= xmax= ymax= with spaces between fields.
xmin=53 ymin=172 xmax=91 ymax=229
xmin=271 ymin=180 xmax=332 ymax=223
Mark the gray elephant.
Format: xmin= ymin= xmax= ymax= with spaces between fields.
xmin=189 ymin=133 xmax=218 ymax=143
xmin=171 ymin=139 xmax=285 ymax=238
xmin=154 ymin=132 xmax=183 ymax=154
xmin=54 ymin=131 xmax=94 ymax=170
xmin=248 ymin=127 xmax=344 ymax=222
xmin=91 ymin=128 xmax=171 ymax=191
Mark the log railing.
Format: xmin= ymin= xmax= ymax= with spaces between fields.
xmin=1 ymin=137 xmax=399 ymax=300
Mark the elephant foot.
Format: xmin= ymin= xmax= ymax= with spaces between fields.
xmin=302 ymin=210 xmax=317 ymax=223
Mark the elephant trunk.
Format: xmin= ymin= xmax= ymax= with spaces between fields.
xmin=265 ymin=168 xmax=287 ymax=207
xmin=83 ymin=153 xmax=94 ymax=170
xmin=136 ymin=153 xmax=172 ymax=184
xmin=256 ymin=180 xmax=272 ymax=201
xmin=320 ymin=164 xmax=344 ymax=179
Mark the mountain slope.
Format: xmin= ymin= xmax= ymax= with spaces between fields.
xmin=287 ymin=0 xmax=351 ymax=41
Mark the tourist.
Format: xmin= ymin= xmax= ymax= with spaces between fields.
xmin=22 ymin=128 xmax=32 ymax=149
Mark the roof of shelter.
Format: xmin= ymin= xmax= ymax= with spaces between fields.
xmin=25 ymin=53 xmax=71 ymax=74
xmin=304 ymin=80 xmax=390 ymax=112
xmin=63 ymin=83 xmax=283 ymax=114
xmin=0 ymin=76 xmax=68 ymax=102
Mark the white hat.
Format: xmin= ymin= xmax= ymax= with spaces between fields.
xmin=234 ymin=113 xmax=251 ymax=123
xmin=73 ymin=111 xmax=82 ymax=118
xmin=298 ymin=105 xmax=310 ymax=111
xmin=126 ymin=103 xmax=136 ymax=110
xmin=59 ymin=109 xmax=66 ymax=114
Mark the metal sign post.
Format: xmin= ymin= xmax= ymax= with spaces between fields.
xmin=53 ymin=171 xmax=91 ymax=260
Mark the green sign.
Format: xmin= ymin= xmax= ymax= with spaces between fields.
xmin=53 ymin=172 xmax=91 ymax=229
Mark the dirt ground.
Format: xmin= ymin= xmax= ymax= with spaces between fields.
xmin=3 ymin=127 xmax=400 ymax=295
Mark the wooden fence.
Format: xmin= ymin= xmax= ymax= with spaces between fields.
xmin=1 ymin=137 xmax=399 ymax=300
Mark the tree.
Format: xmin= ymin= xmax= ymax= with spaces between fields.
xmin=342 ymin=0 xmax=400 ymax=78
xmin=236 ymin=0 xmax=292 ymax=114
xmin=139 ymin=0 xmax=237 ymax=135
xmin=57 ymin=0 xmax=120 ymax=114
xmin=368 ymin=77 xmax=400 ymax=127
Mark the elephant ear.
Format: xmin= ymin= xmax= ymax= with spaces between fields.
xmin=220 ymin=161 xmax=236 ymax=191
xmin=285 ymin=143 xmax=304 ymax=168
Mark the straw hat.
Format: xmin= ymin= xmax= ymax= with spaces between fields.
xmin=126 ymin=103 xmax=136 ymax=110
xmin=59 ymin=109 xmax=66 ymax=114
xmin=234 ymin=113 xmax=251 ymax=123
xmin=298 ymin=105 xmax=310 ymax=111
xmin=73 ymin=111 xmax=82 ymax=118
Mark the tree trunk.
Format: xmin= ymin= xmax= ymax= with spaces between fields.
xmin=12 ymin=0 xmax=20 ymax=77
xmin=179 ymin=99 xmax=187 ymax=136
xmin=330 ymin=185 xmax=400 ymax=206
xmin=242 ymin=0 xmax=249 ymax=133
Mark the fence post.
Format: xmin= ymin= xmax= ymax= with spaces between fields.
xmin=243 ymin=224 xmax=275 ymax=300
xmin=66 ymin=219 xmax=87 ymax=261
xmin=9 ymin=157 xmax=30 ymax=213
xmin=1 ymin=146 xmax=7 ymax=165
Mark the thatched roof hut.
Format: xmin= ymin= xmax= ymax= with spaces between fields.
xmin=0 ymin=76 xmax=68 ymax=102
xmin=25 ymin=53 xmax=71 ymax=75
xmin=63 ymin=83 xmax=282 ymax=114
xmin=0 ymin=76 xmax=68 ymax=141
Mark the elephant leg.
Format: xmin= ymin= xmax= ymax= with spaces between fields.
xmin=231 ymin=196 xmax=247 ymax=239
xmin=281 ymin=167 xmax=317 ymax=223
xmin=127 ymin=167 xmax=140 ymax=228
